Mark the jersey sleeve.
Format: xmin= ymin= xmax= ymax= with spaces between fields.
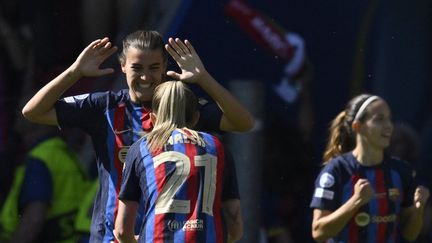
xmin=195 ymin=98 xmax=223 ymax=133
xmin=19 ymin=157 xmax=53 ymax=209
xmin=310 ymin=163 xmax=342 ymax=211
xmin=54 ymin=92 xmax=108 ymax=133
xmin=222 ymin=148 xmax=240 ymax=201
xmin=118 ymin=141 xmax=143 ymax=202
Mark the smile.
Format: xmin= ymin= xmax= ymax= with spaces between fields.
xmin=138 ymin=83 xmax=152 ymax=88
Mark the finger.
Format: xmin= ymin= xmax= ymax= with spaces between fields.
xmin=85 ymin=39 xmax=102 ymax=51
xmin=98 ymin=68 xmax=115 ymax=76
xmin=185 ymin=40 xmax=197 ymax=55
xmin=416 ymin=201 xmax=422 ymax=209
xmin=101 ymin=46 xmax=118 ymax=59
xmin=93 ymin=37 xmax=110 ymax=50
xmin=176 ymin=38 xmax=190 ymax=54
xmin=166 ymin=71 xmax=180 ymax=80
xmin=169 ymin=38 xmax=186 ymax=56
xmin=165 ymin=44 xmax=181 ymax=62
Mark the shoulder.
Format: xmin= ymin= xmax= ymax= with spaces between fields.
xmin=385 ymin=155 xmax=416 ymax=177
xmin=128 ymin=137 xmax=148 ymax=157
xmin=319 ymin=153 xmax=356 ymax=180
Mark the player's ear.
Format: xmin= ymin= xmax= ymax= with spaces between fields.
xmin=351 ymin=121 xmax=361 ymax=132
xmin=150 ymin=112 xmax=157 ymax=124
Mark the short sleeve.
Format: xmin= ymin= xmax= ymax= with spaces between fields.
xmin=310 ymin=164 xmax=342 ymax=211
xmin=222 ymin=148 xmax=240 ymax=201
xmin=195 ymin=99 xmax=223 ymax=133
xmin=19 ymin=158 xmax=53 ymax=209
xmin=118 ymin=142 xmax=142 ymax=202
xmin=55 ymin=92 xmax=107 ymax=133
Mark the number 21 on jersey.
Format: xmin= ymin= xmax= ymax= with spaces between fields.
xmin=153 ymin=151 xmax=217 ymax=216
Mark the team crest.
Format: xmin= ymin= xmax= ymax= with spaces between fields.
xmin=388 ymin=188 xmax=400 ymax=201
xmin=118 ymin=146 xmax=130 ymax=163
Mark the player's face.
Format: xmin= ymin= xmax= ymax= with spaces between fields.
xmin=360 ymin=99 xmax=394 ymax=150
xmin=121 ymin=47 xmax=166 ymax=103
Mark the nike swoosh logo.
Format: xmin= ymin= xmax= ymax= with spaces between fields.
xmin=113 ymin=129 xmax=132 ymax=134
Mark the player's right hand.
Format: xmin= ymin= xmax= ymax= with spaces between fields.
xmin=353 ymin=178 xmax=374 ymax=206
xmin=71 ymin=37 xmax=117 ymax=78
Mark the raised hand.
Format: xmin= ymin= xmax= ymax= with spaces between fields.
xmin=165 ymin=38 xmax=207 ymax=84
xmin=353 ymin=178 xmax=374 ymax=206
xmin=71 ymin=37 xmax=118 ymax=78
xmin=414 ymin=185 xmax=430 ymax=209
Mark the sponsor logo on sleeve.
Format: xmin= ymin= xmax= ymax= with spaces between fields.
xmin=63 ymin=94 xmax=89 ymax=103
xmin=314 ymin=188 xmax=334 ymax=200
xmin=319 ymin=172 xmax=335 ymax=188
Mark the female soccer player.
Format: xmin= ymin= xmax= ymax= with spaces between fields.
xmin=114 ymin=81 xmax=243 ymax=243
xmin=22 ymin=30 xmax=253 ymax=242
xmin=310 ymin=94 xmax=429 ymax=242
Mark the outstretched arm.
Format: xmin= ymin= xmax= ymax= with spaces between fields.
xmin=165 ymin=38 xmax=255 ymax=132
xmin=22 ymin=37 xmax=117 ymax=125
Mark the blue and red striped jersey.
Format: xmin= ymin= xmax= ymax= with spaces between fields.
xmin=310 ymin=152 xmax=417 ymax=243
xmin=55 ymin=89 xmax=223 ymax=242
xmin=119 ymin=128 xmax=239 ymax=243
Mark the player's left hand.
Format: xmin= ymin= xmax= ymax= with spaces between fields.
xmin=414 ymin=185 xmax=430 ymax=209
xmin=165 ymin=38 xmax=208 ymax=84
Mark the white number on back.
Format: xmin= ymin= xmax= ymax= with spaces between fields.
xmin=153 ymin=151 xmax=217 ymax=215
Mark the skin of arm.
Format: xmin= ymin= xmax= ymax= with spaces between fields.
xmin=312 ymin=178 xmax=374 ymax=242
xmin=22 ymin=37 xmax=117 ymax=125
xmin=9 ymin=202 xmax=49 ymax=243
xmin=399 ymin=186 xmax=430 ymax=241
xmin=114 ymin=200 xmax=138 ymax=243
xmin=222 ymin=199 xmax=243 ymax=242
xmin=165 ymin=38 xmax=255 ymax=133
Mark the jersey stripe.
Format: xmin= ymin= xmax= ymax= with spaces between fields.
xmin=185 ymin=141 xmax=198 ymax=243
xmin=365 ymin=169 xmax=378 ymax=242
xmin=141 ymin=142 xmax=157 ymax=243
xmin=376 ymin=169 xmax=388 ymax=242
xmin=348 ymin=174 xmax=360 ymax=243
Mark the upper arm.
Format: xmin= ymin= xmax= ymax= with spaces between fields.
xmin=22 ymin=107 xmax=59 ymax=125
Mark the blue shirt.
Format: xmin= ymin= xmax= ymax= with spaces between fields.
xmin=119 ymin=128 xmax=239 ymax=243
xmin=310 ymin=152 xmax=416 ymax=243
xmin=55 ymin=89 xmax=222 ymax=242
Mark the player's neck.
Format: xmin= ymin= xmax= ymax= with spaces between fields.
xmin=352 ymin=145 xmax=383 ymax=166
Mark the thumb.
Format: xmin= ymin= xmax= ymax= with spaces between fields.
xmin=416 ymin=201 xmax=422 ymax=209
xmin=166 ymin=71 xmax=180 ymax=80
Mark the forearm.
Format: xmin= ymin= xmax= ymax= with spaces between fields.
xmin=197 ymin=72 xmax=254 ymax=132
xmin=115 ymin=234 xmax=138 ymax=243
xmin=10 ymin=202 xmax=48 ymax=243
xmin=313 ymin=197 xmax=362 ymax=242
xmin=222 ymin=199 xmax=243 ymax=241
xmin=401 ymin=207 xmax=424 ymax=241
xmin=22 ymin=65 xmax=82 ymax=125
